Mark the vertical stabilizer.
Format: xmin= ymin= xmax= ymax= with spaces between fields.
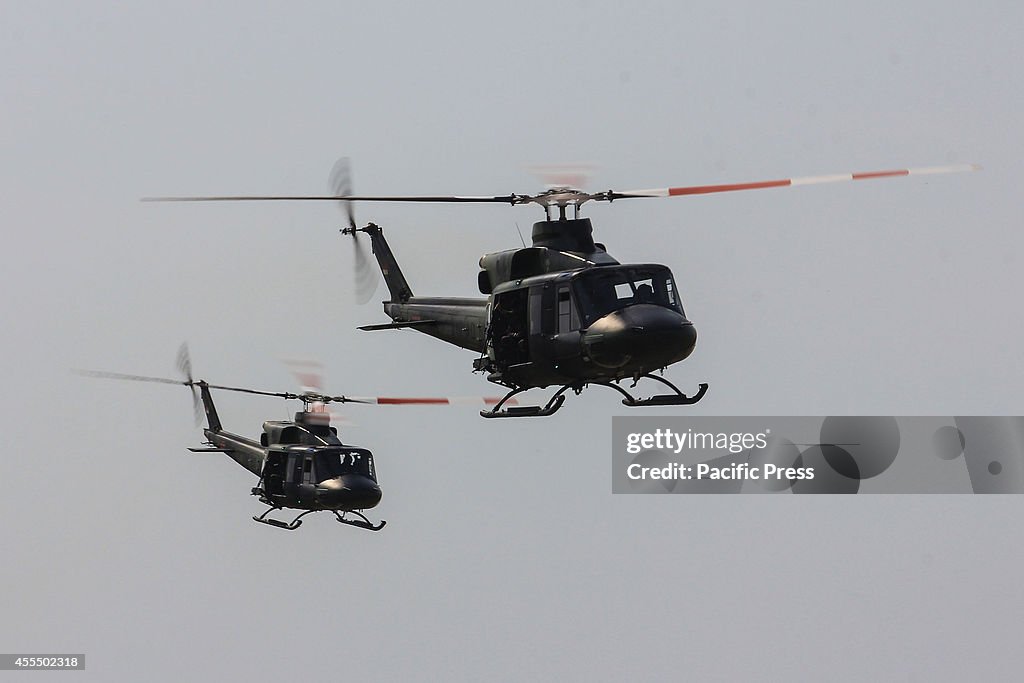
xmin=361 ymin=223 xmax=413 ymax=302
xmin=197 ymin=382 xmax=223 ymax=432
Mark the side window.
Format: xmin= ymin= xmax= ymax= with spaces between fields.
xmin=540 ymin=285 xmax=556 ymax=334
xmin=557 ymin=286 xmax=574 ymax=333
xmin=288 ymin=456 xmax=303 ymax=483
xmin=529 ymin=288 xmax=542 ymax=335
xmin=557 ymin=287 xmax=569 ymax=332
xmin=302 ymin=456 xmax=314 ymax=484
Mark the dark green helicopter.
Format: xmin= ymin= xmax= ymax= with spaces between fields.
xmin=148 ymin=161 xmax=977 ymax=417
xmin=80 ymin=348 xmax=505 ymax=529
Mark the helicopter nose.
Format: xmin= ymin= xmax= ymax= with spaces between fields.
xmin=582 ymin=305 xmax=697 ymax=370
xmin=317 ymin=475 xmax=382 ymax=510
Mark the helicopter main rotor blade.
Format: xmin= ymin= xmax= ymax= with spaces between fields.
xmin=81 ymin=354 xmax=506 ymax=411
xmin=78 ymin=369 xmax=303 ymax=401
xmin=603 ymin=163 xmax=980 ymax=200
xmin=141 ymin=161 xmax=978 ymax=214
xmin=341 ymin=396 xmax=518 ymax=406
xmin=202 ymin=383 xmax=303 ymax=400
xmin=142 ymin=194 xmax=528 ymax=204
xmin=75 ymin=369 xmax=191 ymax=386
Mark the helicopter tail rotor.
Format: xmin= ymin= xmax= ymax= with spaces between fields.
xmin=330 ymin=157 xmax=380 ymax=304
xmin=351 ymin=231 xmax=380 ymax=304
xmin=177 ymin=342 xmax=202 ymax=426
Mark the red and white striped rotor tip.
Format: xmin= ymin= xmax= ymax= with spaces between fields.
xmin=615 ymin=163 xmax=980 ymax=198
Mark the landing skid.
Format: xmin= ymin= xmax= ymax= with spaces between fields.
xmin=252 ymin=507 xmax=315 ymax=530
xmin=480 ymin=375 xmax=707 ymax=418
xmin=334 ymin=510 xmax=387 ymax=532
xmin=608 ymin=374 xmax=708 ymax=408
xmin=479 ymin=385 xmax=569 ymax=418
xmin=252 ymin=506 xmax=386 ymax=532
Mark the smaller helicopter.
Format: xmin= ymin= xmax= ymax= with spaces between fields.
xmin=80 ymin=347 xmax=512 ymax=531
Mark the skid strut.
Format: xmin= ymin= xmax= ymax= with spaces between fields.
xmin=480 ymin=375 xmax=708 ymax=418
xmin=609 ymin=374 xmax=708 ymax=407
xmin=252 ymin=507 xmax=386 ymax=532
xmin=252 ymin=507 xmax=316 ymax=531
xmin=334 ymin=510 xmax=387 ymax=532
xmin=480 ymin=384 xmax=573 ymax=418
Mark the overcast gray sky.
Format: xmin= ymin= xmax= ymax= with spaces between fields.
xmin=2 ymin=1 xmax=1023 ymax=680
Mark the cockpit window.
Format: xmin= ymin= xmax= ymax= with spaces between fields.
xmin=314 ymin=448 xmax=375 ymax=481
xmin=573 ymin=266 xmax=682 ymax=326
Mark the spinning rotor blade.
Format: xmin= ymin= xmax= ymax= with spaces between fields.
xmin=527 ymin=163 xmax=596 ymax=190
xmin=177 ymin=342 xmax=201 ymax=425
xmin=251 ymin=392 xmax=516 ymax=407
xmin=603 ymin=164 xmax=980 ymax=200
xmin=328 ymin=158 xmax=380 ymax=304
xmin=81 ymin=367 xmax=516 ymax=410
xmin=76 ymin=368 xmax=206 ymax=425
xmin=82 ymin=347 xmax=511 ymax=419
xmin=351 ymin=232 xmax=380 ymax=304
xmin=342 ymin=396 xmax=518 ymax=407
xmin=311 ymin=396 xmax=517 ymax=425
xmin=81 ymin=374 xmax=514 ymax=407
xmin=328 ymin=157 xmax=359 ymax=232
xmin=76 ymin=369 xmax=191 ymax=386
xmin=78 ymin=368 xmax=305 ymax=401
xmin=142 ymin=161 xmax=978 ymax=215
xmin=327 ymin=413 xmax=356 ymax=426
xmin=282 ymin=358 xmax=323 ymax=393
xmin=142 ymin=193 xmax=526 ymax=204
xmin=278 ymin=358 xmax=512 ymax=409
xmin=176 ymin=343 xmax=193 ymax=381
xmin=202 ymin=383 xmax=304 ymax=401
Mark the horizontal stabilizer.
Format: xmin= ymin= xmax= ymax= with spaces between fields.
xmin=187 ymin=447 xmax=233 ymax=453
xmin=358 ymin=320 xmax=437 ymax=331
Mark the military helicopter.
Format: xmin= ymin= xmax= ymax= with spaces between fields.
xmin=80 ymin=347 xmax=513 ymax=530
xmin=147 ymin=160 xmax=978 ymax=417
